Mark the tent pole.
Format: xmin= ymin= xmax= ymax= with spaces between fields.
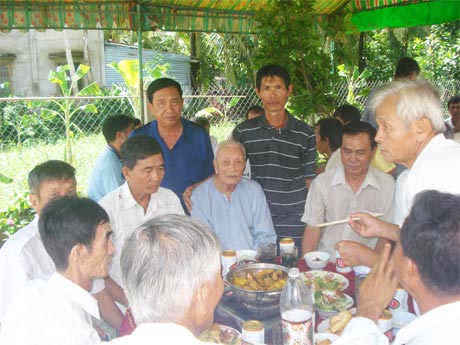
xmin=137 ymin=3 xmax=145 ymax=122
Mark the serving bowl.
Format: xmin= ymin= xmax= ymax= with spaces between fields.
xmin=304 ymin=251 xmax=330 ymax=270
xmin=315 ymin=292 xmax=354 ymax=319
xmin=226 ymin=263 xmax=289 ymax=319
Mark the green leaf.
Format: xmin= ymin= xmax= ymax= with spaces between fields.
xmin=0 ymin=173 xmax=13 ymax=184
xmin=73 ymin=64 xmax=90 ymax=82
xmin=78 ymin=82 xmax=101 ymax=96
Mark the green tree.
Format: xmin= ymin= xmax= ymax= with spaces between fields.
xmin=253 ymin=0 xmax=338 ymax=121
xmin=40 ymin=64 xmax=100 ymax=165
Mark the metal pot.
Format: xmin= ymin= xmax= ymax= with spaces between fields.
xmin=225 ymin=263 xmax=289 ymax=319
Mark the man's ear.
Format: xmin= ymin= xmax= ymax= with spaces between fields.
xmin=29 ymin=193 xmax=39 ymax=210
xmin=413 ymin=117 xmax=433 ymax=141
xmin=287 ymin=84 xmax=293 ymax=97
xmin=122 ymin=166 xmax=130 ymax=180
xmin=255 ymin=87 xmax=261 ymax=98
xmin=69 ymin=244 xmax=86 ymax=266
xmin=213 ymin=159 xmax=218 ymax=174
xmin=192 ymin=282 xmax=210 ymax=327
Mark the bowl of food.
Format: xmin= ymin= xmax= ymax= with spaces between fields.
xmin=197 ymin=323 xmax=241 ymax=344
xmin=302 ymin=271 xmax=349 ymax=293
xmin=314 ymin=290 xmax=354 ymax=319
xmin=226 ymin=263 xmax=289 ymax=319
xmin=304 ymin=251 xmax=330 ymax=270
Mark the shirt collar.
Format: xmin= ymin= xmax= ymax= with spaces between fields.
xmin=258 ymin=109 xmax=296 ymax=131
xmin=411 ymin=133 xmax=446 ymax=171
xmin=107 ymin=144 xmax=122 ymax=161
xmin=121 ymin=181 xmax=158 ymax=211
xmin=330 ymin=166 xmax=382 ymax=191
xmin=49 ymin=272 xmax=100 ymax=320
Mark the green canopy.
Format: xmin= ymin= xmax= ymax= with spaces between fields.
xmin=0 ymin=0 xmax=458 ymax=33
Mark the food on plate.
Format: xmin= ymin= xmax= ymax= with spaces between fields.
xmin=230 ymin=268 xmax=287 ymax=291
xmin=327 ymin=310 xmax=353 ymax=334
xmin=303 ymin=271 xmax=346 ymax=292
xmin=316 ymin=340 xmax=332 ymax=345
xmin=197 ymin=323 xmax=241 ymax=344
xmin=314 ymin=290 xmax=351 ymax=312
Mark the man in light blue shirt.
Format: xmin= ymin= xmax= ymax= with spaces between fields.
xmin=88 ymin=115 xmax=134 ymax=201
xmin=190 ymin=139 xmax=276 ymax=250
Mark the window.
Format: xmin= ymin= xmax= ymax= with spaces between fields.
xmin=0 ymin=54 xmax=15 ymax=96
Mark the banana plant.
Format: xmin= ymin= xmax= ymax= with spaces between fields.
xmin=108 ymin=59 xmax=169 ymax=117
xmin=33 ymin=64 xmax=100 ymax=166
xmin=338 ymin=64 xmax=371 ymax=108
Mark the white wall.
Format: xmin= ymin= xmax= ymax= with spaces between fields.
xmin=0 ymin=29 xmax=104 ymax=96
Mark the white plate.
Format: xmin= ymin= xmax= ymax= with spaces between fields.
xmin=316 ymin=294 xmax=354 ymax=319
xmin=317 ymin=308 xmax=356 ymax=334
xmin=314 ymin=332 xmax=339 ymax=343
xmin=301 ymin=271 xmax=350 ymax=292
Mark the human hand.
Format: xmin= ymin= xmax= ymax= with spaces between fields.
xmin=182 ymin=185 xmax=195 ymax=212
xmin=336 ymin=240 xmax=378 ymax=268
xmin=349 ymin=212 xmax=398 ymax=241
xmin=356 ymin=243 xmax=398 ymax=322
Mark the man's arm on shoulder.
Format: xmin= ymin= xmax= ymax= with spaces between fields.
xmin=183 ymin=175 xmax=214 ymax=213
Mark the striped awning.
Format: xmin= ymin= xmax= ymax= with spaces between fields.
xmin=0 ymin=0 xmax=458 ymax=33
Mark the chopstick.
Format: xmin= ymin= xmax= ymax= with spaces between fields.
xmin=316 ymin=212 xmax=384 ymax=228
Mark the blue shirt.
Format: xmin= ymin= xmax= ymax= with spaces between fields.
xmin=132 ymin=118 xmax=215 ymax=211
xmin=88 ymin=146 xmax=124 ymax=201
xmin=190 ymin=177 xmax=277 ymax=250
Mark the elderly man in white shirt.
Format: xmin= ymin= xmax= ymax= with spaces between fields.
xmin=342 ymin=80 xmax=460 ymax=267
xmin=109 ymin=215 xmax=224 ymax=345
xmin=334 ymin=190 xmax=460 ymax=345
xmin=0 ymin=196 xmax=115 ymax=345
xmin=96 ymin=135 xmax=184 ymax=314
xmin=0 ymin=160 xmax=77 ymax=325
xmin=302 ymin=121 xmax=395 ymax=266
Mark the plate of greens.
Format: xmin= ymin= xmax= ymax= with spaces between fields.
xmin=301 ymin=271 xmax=349 ymax=293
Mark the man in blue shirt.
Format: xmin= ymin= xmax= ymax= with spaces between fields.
xmin=132 ymin=78 xmax=214 ymax=212
xmin=190 ymin=139 xmax=276 ymax=250
xmin=88 ymin=115 xmax=134 ymax=201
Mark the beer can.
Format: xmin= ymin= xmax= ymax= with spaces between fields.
xmin=280 ymin=237 xmax=295 ymax=252
xmin=221 ymin=250 xmax=237 ymax=279
xmin=389 ymin=288 xmax=409 ymax=313
xmin=242 ymin=320 xmax=264 ymax=345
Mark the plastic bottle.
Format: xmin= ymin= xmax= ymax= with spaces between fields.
xmin=280 ymin=267 xmax=314 ymax=345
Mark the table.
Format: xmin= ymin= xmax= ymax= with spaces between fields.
xmin=214 ymin=259 xmax=356 ymax=344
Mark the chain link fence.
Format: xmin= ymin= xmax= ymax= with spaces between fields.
xmin=0 ymin=79 xmax=459 ymax=214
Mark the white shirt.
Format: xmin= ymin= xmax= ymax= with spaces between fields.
xmin=302 ymin=166 xmax=395 ymax=259
xmin=108 ymin=323 xmax=213 ymax=345
xmin=99 ymin=182 xmax=184 ymax=288
xmin=335 ymin=301 xmax=460 ymax=345
xmin=394 ymin=134 xmax=460 ymax=225
xmin=0 ymin=217 xmax=55 ymax=321
xmin=0 ymin=272 xmax=101 ymax=345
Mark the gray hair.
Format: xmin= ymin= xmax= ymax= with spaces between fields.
xmin=215 ymin=139 xmax=246 ymax=161
xmin=369 ymin=79 xmax=446 ymax=133
xmin=120 ymin=214 xmax=221 ymax=324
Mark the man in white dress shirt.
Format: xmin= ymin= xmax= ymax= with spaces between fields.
xmin=0 ymin=160 xmax=77 ymax=325
xmin=96 ymin=135 xmax=184 ymax=316
xmin=0 ymin=196 xmax=115 ymax=344
xmin=341 ymin=80 xmax=460 ymax=267
xmin=302 ymin=121 xmax=395 ymax=265
xmin=109 ymin=214 xmax=224 ymax=345
xmin=335 ymin=190 xmax=460 ymax=345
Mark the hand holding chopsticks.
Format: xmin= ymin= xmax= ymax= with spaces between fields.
xmin=317 ymin=212 xmax=384 ymax=228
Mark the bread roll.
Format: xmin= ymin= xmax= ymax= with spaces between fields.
xmin=327 ymin=310 xmax=353 ymax=334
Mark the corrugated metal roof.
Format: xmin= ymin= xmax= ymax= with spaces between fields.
xmin=104 ymin=43 xmax=191 ymax=92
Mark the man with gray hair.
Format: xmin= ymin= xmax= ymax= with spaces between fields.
xmin=108 ymin=214 xmax=224 ymax=344
xmin=190 ymin=139 xmax=276 ymax=250
xmin=344 ymin=79 xmax=460 ymax=265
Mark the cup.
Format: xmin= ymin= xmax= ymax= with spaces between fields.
xmin=257 ymin=242 xmax=277 ymax=264
xmin=236 ymin=250 xmax=257 ymax=266
xmin=353 ymin=265 xmax=371 ymax=302
xmin=281 ymin=246 xmax=298 ymax=268
xmin=388 ymin=288 xmax=409 ymax=313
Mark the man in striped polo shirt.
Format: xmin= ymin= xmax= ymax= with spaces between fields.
xmin=233 ymin=64 xmax=316 ymax=251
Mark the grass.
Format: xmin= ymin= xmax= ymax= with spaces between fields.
xmin=0 ymin=120 xmax=236 ymax=212
xmin=0 ymin=134 xmax=105 ymax=211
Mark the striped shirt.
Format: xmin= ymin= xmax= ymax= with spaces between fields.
xmin=233 ymin=111 xmax=316 ymax=240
